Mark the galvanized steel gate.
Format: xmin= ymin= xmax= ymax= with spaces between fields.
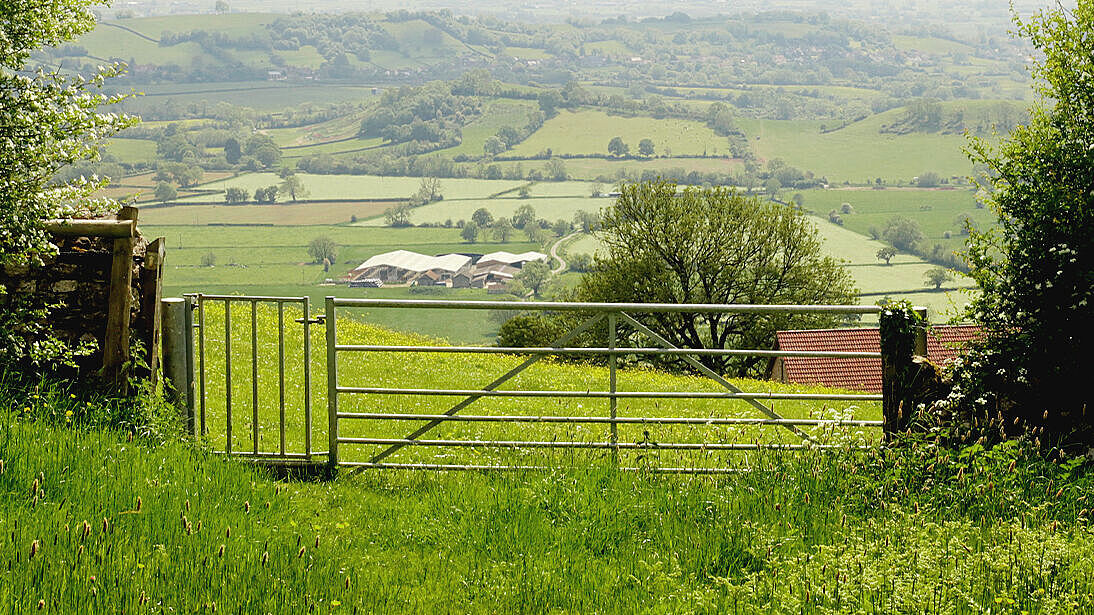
xmin=182 ymin=295 xmax=887 ymax=473
xmin=185 ymin=294 xmax=323 ymax=464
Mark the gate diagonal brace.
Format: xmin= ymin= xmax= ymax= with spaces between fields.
xmin=616 ymin=312 xmax=816 ymax=444
xmin=368 ymin=313 xmax=608 ymax=464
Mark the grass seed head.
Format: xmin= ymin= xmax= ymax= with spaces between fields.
xmin=244 ymin=501 xmax=250 ymax=513
xmin=217 ymin=544 xmax=225 ymax=558
xmin=31 ymin=478 xmax=39 ymax=497
xmin=225 ymin=527 xmax=231 ymax=539
xmin=185 ymin=499 xmax=190 ymax=512
xmin=298 ymin=546 xmax=305 ymax=558
xmin=30 ymin=540 xmax=39 ymax=558
xmin=261 ymin=551 xmax=268 ymax=566
xmin=0 ymin=459 xmax=5 ymax=474
xmin=136 ymin=497 xmax=142 ymax=512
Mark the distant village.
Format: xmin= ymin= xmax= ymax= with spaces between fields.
xmin=342 ymin=249 xmax=548 ymax=292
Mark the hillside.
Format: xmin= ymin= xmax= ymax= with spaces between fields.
xmin=4 ymin=365 xmax=1093 ymax=612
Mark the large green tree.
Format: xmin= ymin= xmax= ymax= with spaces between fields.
xmin=1 ymin=1 xmax=135 ymax=364
xmin=575 ymin=181 xmax=858 ymax=376
xmin=953 ymin=1 xmax=1094 ymax=445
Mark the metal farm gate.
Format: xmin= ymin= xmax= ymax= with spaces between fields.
xmin=168 ymin=296 xmax=899 ymax=474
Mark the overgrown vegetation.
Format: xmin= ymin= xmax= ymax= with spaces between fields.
xmin=0 ymin=0 xmax=135 ymax=368
xmin=948 ymin=1 xmax=1094 ymax=448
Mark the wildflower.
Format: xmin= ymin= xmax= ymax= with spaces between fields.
xmin=331 ymin=601 xmax=341 ymax=607
xmin=65 ymin=410 xmax=73 ymax=421
xmin=37 ymin=600 xmax=44 ymax=610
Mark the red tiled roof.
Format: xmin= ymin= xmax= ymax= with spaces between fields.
xmin=773 ymin=325 xmax=982 ymax=393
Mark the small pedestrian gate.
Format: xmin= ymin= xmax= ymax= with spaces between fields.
xmin=182 ymin=294 xmax=323 ymax=463
xmin=173 ymin=296 xmax=895 ymax=474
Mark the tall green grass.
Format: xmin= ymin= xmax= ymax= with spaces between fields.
xmin=2 ymin=380 xmax=1092 ymax=613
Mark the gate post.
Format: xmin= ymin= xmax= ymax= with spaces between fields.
xmin=880 ymin=305 xmax=928 ymax=441
xmin=325 ymin=297 xmax=339 ymax=473
xmin=162 ymin=297 xmax=196 ymax=435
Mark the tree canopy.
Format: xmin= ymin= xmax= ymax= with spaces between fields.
xmin=574 ymin=181 xmax=858 ymax=376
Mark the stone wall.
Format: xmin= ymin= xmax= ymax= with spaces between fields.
xmin=0 ymin=233 xmax=154 ymax=377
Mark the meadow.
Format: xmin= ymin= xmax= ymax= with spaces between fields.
xmin=800 ymin=187 xmax=994 ymax=256
xmin=169 ymin=173 xmax=525 ymax=203
xmin=508 ymin=110 xmax=733 ymax=158
xmin=3 ymin=354 xmax=1094 ymax=612
xmin=139 ymin=200 xmax=398 ymax=226
xmin=739 ymin=113 xmax=975 ymax=183
xmin=145 ymin=224 xmax=543 ymax=343
xmin=356 ymin=194 xmax=604 ymax=227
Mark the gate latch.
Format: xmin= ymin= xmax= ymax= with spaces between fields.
xmin=295 ymin=315 xmax=326 ymax=325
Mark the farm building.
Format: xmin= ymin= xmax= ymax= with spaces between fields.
xmin=471 ymin=265 xmax=519 ymax=290
xmin=768 ymin=325 xmax=982 ymax=393
xmin=346 ymin=250 xmax=472 ymax=285
xmin=475 ymin=251 xmax=549 ymax=269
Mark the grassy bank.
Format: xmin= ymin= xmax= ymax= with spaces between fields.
xmin=2 ymin=381 xmax=1093 ymax=613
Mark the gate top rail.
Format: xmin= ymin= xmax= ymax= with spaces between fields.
xmin=331 ymin=298 xmax=883 ymax=314
xmin=193 ymin=293 xmax=308 ymax=303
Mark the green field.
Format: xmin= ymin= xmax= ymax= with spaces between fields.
xmin=146 ymin=224 xmax=542 ymax=343
xmin=436 ymin=100 xmax=540 ymax=158
xmin=140 ymin=201 xmax=398 ymax=226
xmin=496 ymin=156 xmax=744 ymax=182
xmin=264 ymin=112 xmax=372 ymax=148
xmin=114 ymin=82 xmax=377 ymax=114
xmin=5 ymin=336 xmax=1094 ymax=611
xmin=104 ymin=137 xmax=157 ymax=163
xmin=800 ymin=187 xmax=994 ymax=256
xmin=810 ymin=219 xmax=975 ymax=319
xmin=739 ymin=113 xmax=975 ymax=183
xmin=510 ymin=110 xmax=732 ymax=157
xmin=168 ymin=173 xmax=525 ymax=203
